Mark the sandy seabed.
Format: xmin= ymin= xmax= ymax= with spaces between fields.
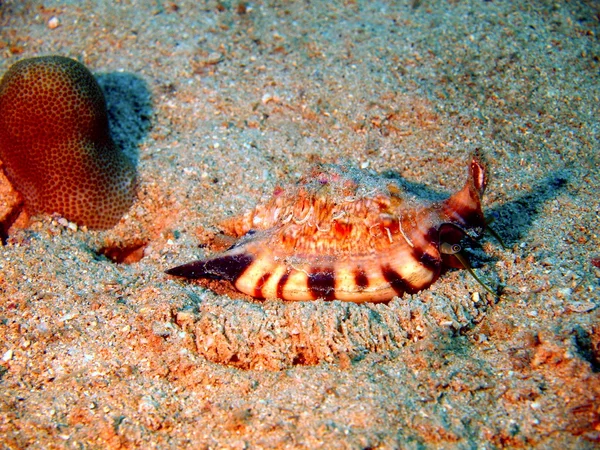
xmin=0 ymin=0 xmax=599 ymax=448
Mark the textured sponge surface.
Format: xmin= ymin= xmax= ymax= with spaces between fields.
xmin=0 ymin=56 xmax=136 ymax=229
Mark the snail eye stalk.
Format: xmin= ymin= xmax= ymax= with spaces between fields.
xmin=440 ymin=242 xmax=462 ymax=255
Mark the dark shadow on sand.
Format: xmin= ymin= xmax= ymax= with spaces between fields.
xmin=486 ymin=171 xmax=570 ymax=246
xmin=381 ymin=168 xmax=570 ymax=248
xmin=379 ymin=167 xmax=570 ymax=294
xmin=96 ymin=71 xmax=153 ymax=167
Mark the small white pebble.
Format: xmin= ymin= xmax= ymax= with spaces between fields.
xmin=60 ymin=312 xmax=77 ymax=322
xmin=557 ymin=287 xmax=572 ymax=299
xmin=261 ymin=93 xmax=280 ymax=104
xmin=47 ymin=16 xmax=60 ymax=29
xmin=2 ymin=349 xmax=13 ymax=361
xmin=206 ymin=52 xmax=222 ymax=64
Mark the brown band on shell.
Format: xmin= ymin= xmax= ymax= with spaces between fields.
xmin=381 ymin=264 xmax=417 ymax=297
xmin=276 ymin=271 xmax=290 ymax=299
xmin=413 ymin=246 xmax=441 ymax=272
xmin=307 ymin=267 xmax=336 ymax=300
xmin=354 ymin=268 xmax=369 ymax=290
xmin=254 ymin=272 xmax=271 ymax=299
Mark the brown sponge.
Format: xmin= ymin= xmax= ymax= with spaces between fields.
xmin=0 ymin=56 xmax=136 ymax=229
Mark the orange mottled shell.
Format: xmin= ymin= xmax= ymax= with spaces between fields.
xmin=221 ymin=165 xmax=419 ymax=254
xmin=167 ymin=159 xmax=488 ymax=303
xmin=0 ymin=56 xmax=136 ymax=229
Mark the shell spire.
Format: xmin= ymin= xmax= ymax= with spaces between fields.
xmin=167 ymin=157 xmax=497 ymax=302
xmin=441 ymin=157 xmax=487 ymax=237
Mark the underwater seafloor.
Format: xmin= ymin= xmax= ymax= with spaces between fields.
xmin=0 ymin=0 xmax=599 ymax=448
